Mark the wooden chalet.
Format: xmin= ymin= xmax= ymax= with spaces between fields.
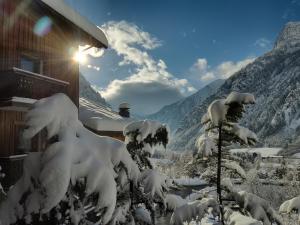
xmin=0 ymin=0 xmax=108 ymax=187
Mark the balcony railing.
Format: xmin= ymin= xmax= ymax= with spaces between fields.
xmin=0 ymin=67 xmax=69 ymax=103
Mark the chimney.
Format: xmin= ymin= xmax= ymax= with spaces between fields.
xmin=119 ymin=102 xmax=130 ymax=118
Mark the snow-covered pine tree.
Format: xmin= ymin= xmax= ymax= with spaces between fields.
xmin=196 ymin=91 xmax=257 ymax=223
xmin=123 ymin=120 xmax=170 ymax=224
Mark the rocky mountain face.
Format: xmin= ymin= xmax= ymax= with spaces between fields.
xmin=169 ymin=22 xmax=300 ymax=152
xmin=147 ymin=79 xmax=224 ymax=132
xmin=79 ymin=74 xmax=109 ymax=107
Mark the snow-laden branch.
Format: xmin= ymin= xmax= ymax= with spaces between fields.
xmin=195 ymin=134 xmax=217 ymax=157
xmin=0 ymin=93 xmax=141 ymax=225
xmin=228 ymin=123 xmax=258 ymax=145
xmin=223 ymin=160 xmax=247 ymax=179
xmin=139 ymin=169 xmax=171 ymax=202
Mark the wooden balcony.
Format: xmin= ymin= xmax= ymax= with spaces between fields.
xmin=0 ymin=67 xmax=69 ymax=109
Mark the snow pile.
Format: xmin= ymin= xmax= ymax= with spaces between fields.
xmin=0 ymin=93 xmax=140 ymax=225
xmin=166 ymin=194 xmax=187 ymax=211
xmin=170 ymin=198 xmax=219 ymax=225
xmin=279 ymin=196 xmax=300 ymax=214
xmin=195 ymin=134 xmax=217 ymax=157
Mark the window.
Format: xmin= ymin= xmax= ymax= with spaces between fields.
xmin=20 ymin=55 xmax=42 ymax=73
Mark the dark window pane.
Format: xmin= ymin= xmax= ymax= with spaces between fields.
xmin=20 ymin=55 xmax=40 ymax=73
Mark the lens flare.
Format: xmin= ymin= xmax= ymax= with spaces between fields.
xmin=33 ymin=16 xmax=52 ymax=36
xmin=73 ymin=51 xmax=87 ymax=64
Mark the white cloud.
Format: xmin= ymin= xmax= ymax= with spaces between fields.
xmin=216 ymin=58 xmax=255 ymax=79
xmin=190 ymin=57 xmax=255 ymax=85
xmin=254 ymin=38 xmax=271 ymax=48
xmin=99 ymin=21 xmax=196 ymax=115
xmin=194 ymin=58 xmax=208 ymax=71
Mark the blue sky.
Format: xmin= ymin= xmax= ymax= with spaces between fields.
xmin=65 ymin=0 xmax=300 ymax=115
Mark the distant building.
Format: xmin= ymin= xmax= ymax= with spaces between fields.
xmin=0 ymin=0 xmax=108 ymax=187
xmin=79 ymin=98 xmax=134 ymax=141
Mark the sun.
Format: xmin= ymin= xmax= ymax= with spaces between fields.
xmin=73 ymin=51 xmax=87 ymax=64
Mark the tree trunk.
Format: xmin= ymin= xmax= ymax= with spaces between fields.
xmin=217 ymin=123 xmax=224 ymax=225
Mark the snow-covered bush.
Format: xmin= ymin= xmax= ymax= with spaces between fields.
xmin=0 ymin=93 xmax=141 ymax=225
xmin=194 ymin=134 xmax=217 ymax=158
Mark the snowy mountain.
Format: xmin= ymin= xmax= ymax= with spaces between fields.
xmin=146 ymin=79 xmax=224 ymax=132
xmin=170 ymin=22 xmax=300 ymax=151
xmin=79 ymin=73 xmax=109 ymax=107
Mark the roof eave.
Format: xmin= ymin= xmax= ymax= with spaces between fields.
xmin=40 ymin=0 xmax=108 ymax=48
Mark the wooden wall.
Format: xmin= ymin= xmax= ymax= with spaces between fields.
xmin=0 ymin=0 xmax=80 ymax=106
xmin=0 ymin=110 xmax=25 ymax=157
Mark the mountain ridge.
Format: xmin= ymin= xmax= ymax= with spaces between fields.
xmin=169 ymin=22 xmax=300 ymax=152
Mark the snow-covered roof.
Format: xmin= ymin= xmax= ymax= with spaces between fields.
xmin=40 ymin=0 xmax=108 ymax=48
xmin=85 ymin=117 xmax=134 ymax=132
xmin=119 ymin=102 xmax=130 ymax=109
xmin=79 ymin=97 xmax=135 ymax=132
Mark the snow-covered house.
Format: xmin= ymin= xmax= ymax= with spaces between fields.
xmin=0 ymin=0 xmax=108 ymax=187
xmin=79 ymin=98 xmax=134 ymax=141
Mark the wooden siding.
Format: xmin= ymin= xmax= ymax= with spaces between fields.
xmin=0 ymin=0 xmax=80 ymax=106
xmin=85 ymin=126 xmax=125 ymax=142
xmin=0 ymin=110 xmax=25 ymax=157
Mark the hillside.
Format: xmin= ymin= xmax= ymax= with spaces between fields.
xmin=170 ymin=22 xmax=300 ymax=152
xmin=147 ymin=79 xmax=224 ymax=132
xmin=79 ymin=74 xmax=109 ymax=107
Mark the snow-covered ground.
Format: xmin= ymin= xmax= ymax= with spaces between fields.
xmin=230 ymin=147 xmax=282 ymax=157
xmin=174 ymin=177 xmax=207 ymax=186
